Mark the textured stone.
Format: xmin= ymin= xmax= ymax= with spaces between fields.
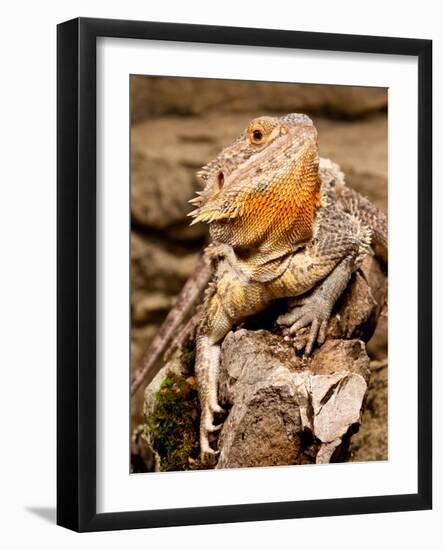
xmin=214 ymin=253 xmax=385 ymax=469
xmin=216 ymin=331 xmax=370 ymax=469
xmin=142 ymin=356 xmax=187 ymax=420
xmin=131 ymin=292 xmax=174 ymax=325
xmin=350 ymin=360 xmax=388 ymax=462
xmin=131 ymin=232 xmax=199 ymax=295
xmin=134 ymin=250 xmax=387 ymax=469
xmin=131 ymin=76 xmax=387 ymax=123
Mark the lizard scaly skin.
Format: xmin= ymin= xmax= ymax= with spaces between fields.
xmin=187 ymin=114 xmax=386 ymax=463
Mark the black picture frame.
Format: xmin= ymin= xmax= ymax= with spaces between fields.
xmin=57 ymin=17 xmax=432 ymax=532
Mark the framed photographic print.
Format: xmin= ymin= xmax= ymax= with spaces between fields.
xmin=57 ymin=17 xmax=432 ymax=531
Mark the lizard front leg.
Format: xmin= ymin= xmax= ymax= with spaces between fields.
xmin=195 ymin=334 xmax=225 ymax=461
xmin=277 ymin=255 xmax=355 ymax=354
xmin=195 ymin=263 xmax=270 ymax=463
xmin=195 ymin=289 xmax=234 ymax=463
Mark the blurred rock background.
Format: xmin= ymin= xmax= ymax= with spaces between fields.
xmin=130 ymin=76 xmax=388 ymax=462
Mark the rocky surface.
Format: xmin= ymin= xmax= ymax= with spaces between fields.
xmin=216 ymin=331 xmax=370 ymax=468
xmin=214 ymin=254 xmax=386 ymax=469
xmin=350 ymin=359 xmax=388 ymax=462
xmin=131 ymin=76 xmax=387 ymax=123
xmin=136 ymin=253 xmax=386 ymax=471
xmin=130 ymin=77 xmax=388 ymax=461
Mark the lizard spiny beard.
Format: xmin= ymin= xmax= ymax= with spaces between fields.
xmin=194 ymin=115 xmax=323 ymax=263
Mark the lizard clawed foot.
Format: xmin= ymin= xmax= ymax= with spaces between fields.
xmin=277 ymin=294 xmax=332 ymax=355
xmin=199 ymin=406 xmax=225 ymax=464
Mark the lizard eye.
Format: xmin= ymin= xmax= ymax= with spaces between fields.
xmin=252 ymin=129 xmax=263 ymax=144
xmin=248 ymin=117 xmax=278 ymax=145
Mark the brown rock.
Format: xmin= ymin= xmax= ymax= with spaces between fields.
xmin=131 ymin=323 xmax=159 ymax=428
xmin=131 ymin=426 xmax=161 ymax=473
xmin=215 ymin=254 xmax=386 ymax=469
xmin=131 ymin=149 xmax=199 ymax=230
xmin=314 ymin=116 xmax=387 ymax=213
xmin=131 ymin=232 xmax=199 ymax=295
xmin=216 ymin=330 xmax=370 ymax=469
xmin=350 ymin=360 xmax=388 ymax=462
xmin=131 ymin=76 xmax=387 ymax=123
xmin=133 ymin=252 xmax=387 ymax=469
xmin=328 ymin=255 xmax=387 ymax=342
xmin=130 ymin=233 xmax=199 ymax=429
xmin=131 ymin=324 xmax=158 ymax=367
xmin=366 ymin=314 xmax=388 ymax=360
xmin=142 ymin=356 xmax=187 ymax=420
xmin=131 ymin=291 xmax=174 ymax=325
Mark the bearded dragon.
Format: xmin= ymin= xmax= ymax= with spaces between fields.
xmin=131 ymin=113 xmax=387 ymax=464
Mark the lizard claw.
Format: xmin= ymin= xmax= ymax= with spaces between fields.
xmin=200 ymin=433 xmax=221 ymax=464
xmin=200 ymin=407 xmax=224 ymax=464
xmin=277 ymin=294 xmax=331 ymax=355
xmin=205 ymin=420 xmax=224 ymax=433
xmin=200 ymin=420 xmax=220 ymax=464
xmin=201 ymin=446 xmax=220 ymax=466
xmin=210 ymin=403 xmax=225 ymax=414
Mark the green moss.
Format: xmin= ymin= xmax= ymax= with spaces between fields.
xmin=147 ymin=370 xmax=200 ymax=471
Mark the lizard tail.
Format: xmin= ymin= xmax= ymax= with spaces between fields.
xmin=131 ymin=252 xmax=215 ymax=396
xmin=337 ymin=186 xmax=388 ymax=263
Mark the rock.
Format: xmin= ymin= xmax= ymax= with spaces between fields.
xmin=131 ymin=324 xmax=159 ymax=367
xmin=141 ymin=357 xmax=201 ymax=472
xmin=350 ymin=360 xmax=388 ymax=462
xmin=215 ymin=254 xmax=385 ymax=469
xmin=133 ymin=251 xmax=387 ymax=470
xmin=131 ymin=232 xmax=199 ymax=295
xmin=131 ymin=149 xmax=202 ymax=231
xmin=216 ymin=330 xmax=370 ymax=469
xmin=314 ymin=116 xmax=387 ymax=213
xmin=131 ymin=356 xmax=191 ymax=473
xmin=131 ymin=425 xmax=161 ymax=473
xmin=130 ymin=113 xmax=234 ymax=231
xmin=366 ymin=314 xmax=388 ymax=360
xmin=131 ymin=76 xmax=387 ymax=123
xmin=131 ymin=291 xmax=174 ymax=325
xmin=308 ymin=341 xmax=370 ymax=464
xmin=329 ymin=255 xmax=387 ymax=341
xmin=130 ymin=233 xmax=200 ymax=430
xmin=131 ymin=323 xmax=159 ymax=428
xmin=142 ymin=356 xmax=188 ymax=420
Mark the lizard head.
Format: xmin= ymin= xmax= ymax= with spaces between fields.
xmin=188 ymin=113 xmax=322 ymax=254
